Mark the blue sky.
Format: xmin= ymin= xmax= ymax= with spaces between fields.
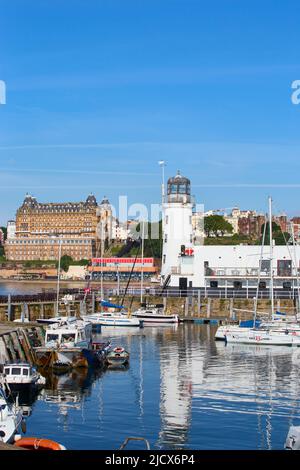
xmin=0 ymin=0 xmax=300 ymax=224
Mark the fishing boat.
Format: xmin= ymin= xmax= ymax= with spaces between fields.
xmin=106 ymin=347 xmax=130 ymax=366
xmin=2 ymin=363 xmax=46 ymax=393
xmin=132 ymin=304 xmax=179 ymax=324
xmin=0 ymin=387 xmax=23 ymax=444
xmin=34 ymin=318 xmax=93 ymax=369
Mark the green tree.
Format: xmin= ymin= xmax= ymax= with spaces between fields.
xmin=260 ymin=222 xmax=290 ymax=245
xmin=60 ymin=255 xmax=73 ymax=272
xmin=204 ymin=215 xmax=233 ymax=238
xmin=134 ymin=220 xmax=162 ymax=258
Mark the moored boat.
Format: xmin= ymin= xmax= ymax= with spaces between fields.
xmin=34 ymin=318 xmax=93 ymax=369
xmin=2 ymin=363 xmax=46 ymax=393
xmin=106 ymin=347 xmax=129 ymax=366
xmin=0 ymin=387 xmax=23 ymax=444
xmin=132 ymin=305 xmax=179 ymax=324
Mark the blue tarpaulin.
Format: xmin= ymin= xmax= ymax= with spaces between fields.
xmin=274 ymin=311 xmax=286 ymax=316
xmin=100 ymin=300 xmax=125 ymax=309
xmin=239 ymin=320 xmax=261 ymax=328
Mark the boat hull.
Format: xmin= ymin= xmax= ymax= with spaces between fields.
xmin=34 ymin=348 xmax=89 ymax=369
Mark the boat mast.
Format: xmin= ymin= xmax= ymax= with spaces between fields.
xmin=269 ymin=197 xmax=275 ymax=320
xmin=100 ymin=220 xmax=104 ymax=302
xmin=141 ymin=220 xmax=145 ymax=304
xmin=291 ymin=222 xmax=300 ymax=318
xmin=56 ymin=238 xmax=62 ymax=316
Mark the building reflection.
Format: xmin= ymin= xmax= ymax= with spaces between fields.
xmin=156 ymin=324 xmax=300 ymax=450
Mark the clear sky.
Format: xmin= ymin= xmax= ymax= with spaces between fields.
xmin=0 ymin=0 xmax=300 ymax=224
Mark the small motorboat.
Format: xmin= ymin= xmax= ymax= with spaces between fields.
xmin=2 ymin=363 xmax=46 ymax=393
xmin=106 ymin=347 xmax=129 ymax=366
xmin=14 ymin=436 xmax=66 ymax=450
xmin=132 ymin=304 xmax=179 ymax=324
xmin=0 ymin=387 xmax=23 ymax=444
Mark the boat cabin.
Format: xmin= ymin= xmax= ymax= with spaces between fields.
xmin=3 ymin=363 xmax=36 ymax=380
xmin=44 ymin=321 xmax=92 ymax=348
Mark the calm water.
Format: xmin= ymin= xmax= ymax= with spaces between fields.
xmin=0 ymin=282 xmax=83 ymax=295
xmin=12 ymin=323 xmax=300 ymax=450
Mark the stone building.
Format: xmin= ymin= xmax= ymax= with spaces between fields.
xmin=5 ymin=194 xmax=98 ymax=261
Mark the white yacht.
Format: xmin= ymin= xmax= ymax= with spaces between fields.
xmin=83 ymin=311 xmax=143 ymax=328
xmin=0 ymin=387 xmax=23 ymax=444
xmin=132 ymin=304 xmax=179 ymax=324
xmin=224 ymin=328 xmax=300 ymax=346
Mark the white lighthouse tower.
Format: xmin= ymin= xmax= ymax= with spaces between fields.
xmin=161 ymin=171 xmax=194 ymax=285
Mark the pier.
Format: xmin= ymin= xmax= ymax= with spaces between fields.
xmin=0 ymin=322 xmax=45 ymax=365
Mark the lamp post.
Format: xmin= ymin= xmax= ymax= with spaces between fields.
xmin=158 ymin=160 xmax=166 ymax=205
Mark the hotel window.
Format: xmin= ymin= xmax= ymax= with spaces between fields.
xmin=164 ymin=234 xmax=167 ymax=243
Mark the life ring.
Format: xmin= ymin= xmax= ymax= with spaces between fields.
xmin=15 ymin=437 xmax=66 ymax=451
xmin=113 ymin=347 xmax=124 ymax=353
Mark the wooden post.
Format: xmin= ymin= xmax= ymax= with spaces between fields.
xmin=207 ymin=298 xmax=211 ymax=318
xmin=92 ymin=291 xmax=95 ymax=314
xmin=191 ymin=296 xmax=195 ymax=317
xmin=229 ymin=298 xmax=234 ymax=320
xmin=40 ymin=303 xmax=44 ymax=319
xmin=7 ymin=294 xmax=11 ymax=321
xmin=185 ymin=297 xmax=189 ymax=317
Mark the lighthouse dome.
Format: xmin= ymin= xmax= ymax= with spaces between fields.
xmin=167 ymin=170 xmax=191 ymax=203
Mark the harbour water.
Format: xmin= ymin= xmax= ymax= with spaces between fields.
xmin=12 ymin=323 xmax=300 ymax=450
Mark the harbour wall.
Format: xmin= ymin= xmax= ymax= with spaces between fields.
xmin=0 ymin=295 xmax=297 ymax=322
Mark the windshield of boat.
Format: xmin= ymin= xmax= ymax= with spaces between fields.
xmin=11 ymin=367 xmax=21 ymax=375
xmin=61 ymin=334 xmax=76 ymax=343
xmin=46 ymin=334 xmax=59 ymax=342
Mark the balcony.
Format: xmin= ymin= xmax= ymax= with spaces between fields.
xmin=205 ymin=266 xmax=299 ymax=278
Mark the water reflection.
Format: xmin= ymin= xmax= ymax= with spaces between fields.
xmin=10 ymin=324 xmax=300 ymax=449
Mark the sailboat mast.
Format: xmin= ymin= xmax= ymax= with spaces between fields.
xmin=56 ymin=238 xmax=62 ymax=317
xmin=100 ymin=220 xmax=104 ymax=301
xmin=269 ymin=197 xmax=275 ymax=319
xmin=291 ymin=223 xmax=300 ymax=318
xmin=141 ymin=221 xmax=145 ymax=304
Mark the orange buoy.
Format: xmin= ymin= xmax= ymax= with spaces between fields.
xmin=15 ymin=437 xmax=66 ymax=451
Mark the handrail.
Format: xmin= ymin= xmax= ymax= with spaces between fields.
xmin=119 ymin=437 xmax=150 ymax=450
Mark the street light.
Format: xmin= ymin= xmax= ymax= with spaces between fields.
xmin=158 ymin=160 xmax=166 ymax=205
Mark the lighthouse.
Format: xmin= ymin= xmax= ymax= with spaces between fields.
xmin=161 ymin=171 xmax=194 ymax=284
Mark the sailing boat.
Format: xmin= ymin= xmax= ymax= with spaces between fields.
xmin=217 ymin=197 xmax=300 ymax=346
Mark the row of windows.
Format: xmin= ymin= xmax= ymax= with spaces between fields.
xmin=8 ymin=239 xmax=93 ymax=245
